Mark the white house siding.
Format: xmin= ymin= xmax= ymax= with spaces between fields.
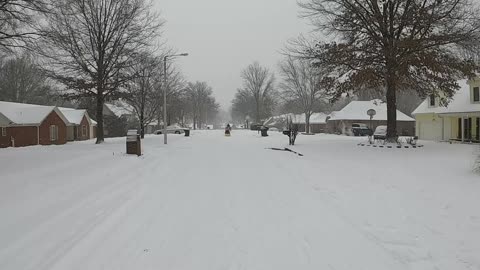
xmin=419 ymin=122 xmax=442 ymax=141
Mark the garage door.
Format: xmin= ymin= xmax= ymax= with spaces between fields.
xmin=419 ymin=121 xmax=442 ymax=141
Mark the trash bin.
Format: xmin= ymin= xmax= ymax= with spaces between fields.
xmin=260 ymin=126 xmax=269 ymax=137
xmin=184 ymin=129 xmax=190 ymax=137
xmin=126 ymin=129 xmax=141 ymax=156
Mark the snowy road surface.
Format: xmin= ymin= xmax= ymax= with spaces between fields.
xmin=0 ymin=130 xmax=479 ymax=270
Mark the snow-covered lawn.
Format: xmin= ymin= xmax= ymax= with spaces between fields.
xmin=0 ymin=130 xmax=479 ymax=270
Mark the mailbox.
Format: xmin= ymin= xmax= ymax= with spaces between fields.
xmin=126 ymin=129 xmax=141 ymax=156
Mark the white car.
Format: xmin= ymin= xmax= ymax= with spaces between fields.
xmin=154 ymin=125 xmax=185 ymax=135
xmin=373 ymin=125 xmax=387 ymax=140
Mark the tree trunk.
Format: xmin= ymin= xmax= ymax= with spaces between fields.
xmin=95 ymin=93 xmax=105 ymax=144
xmin=255 ymin=99 xmax=260 ymax=123
xmin=386 ymin=72 xmax=397 ymax=141
xmin=305 ymin=112 xmax=311 ymax=134
xmin=140 ymin=114 xmax=145 ymax=139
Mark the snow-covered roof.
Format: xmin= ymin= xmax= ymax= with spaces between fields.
xmin=148 ymin=121 xmax=161 ymax=126
xmin=263 ymin=115 xmax=287 ymax=127
xmin=412 ymin=79 xmax=480 ymax=115
xmin=0 ymin=112 xmax=11 ymax=126
xmin=105 ymin=101 xmax=134 ymax=118
xmin=328 ymin=100 xmax=414 ymax=122
xmin=264 ymin=113 xmax=328 ymax=127
xmin=292 ymin=113 xmax=328 ymax=124
xmin=0 ymin=101 xmax=68 ymax=126
xmin=59 ymin=108 xmax=87 ymax=125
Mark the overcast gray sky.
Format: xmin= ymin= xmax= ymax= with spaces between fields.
xmin=153 ymin=0 xmax=313 ymax=110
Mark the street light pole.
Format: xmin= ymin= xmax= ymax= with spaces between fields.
xmin=163 ymin=55 xmax=167 ymax=145
xmin=163 ymin=53 xmax=188 ymax=145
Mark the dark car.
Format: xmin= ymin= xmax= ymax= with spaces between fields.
xmin=351 ymin=123 xmax=373 ymax=136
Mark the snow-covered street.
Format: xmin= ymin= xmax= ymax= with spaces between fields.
xmin=0 ymin=130 xmax=479 ymax=270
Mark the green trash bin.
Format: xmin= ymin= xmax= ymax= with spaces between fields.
xmin=184 ymin=129 xmax=190 ymax=137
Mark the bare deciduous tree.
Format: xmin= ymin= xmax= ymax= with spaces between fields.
xmin=123 ymin=53 xmax=162 ymax=138
xmin=231 ymin=88 xmax=255 ymax=124
xmin=185 ymin=81 xmax=219 ymax=129
xmin=279 ymin=56 xmax=332 ymax=133
xmin=153 ymin=59 xmax=186 ymax=127
xmin=240 ymin=62 xmax=276 ymax=123
xmin=38 ymin=0 xmax=163 ymax=143
xmin=0 ymin=53 xmax=56 ymax=104
xmin=0 ymin=0 xmax=51 ymax=51
xmin=298 ymin=0 xmax=480 ymax=140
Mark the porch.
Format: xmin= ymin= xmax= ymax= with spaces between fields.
xmin=439 ymin=112 xmax=480 ymax=143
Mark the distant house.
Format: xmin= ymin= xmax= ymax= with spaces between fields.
xmin=263 ymin=114 xmax=288 ymax=129
xmin=327 ymin=100 xmax=415 ymax=136
xmin=412 ymin=78 xmax=480 ymax=142
xmin=103 ymin=101 xmax=137 ymax=137
xmin=0 ymin=101 xmax=69 ymax=148
xmin=292 ymin=113 xmax=328 ymax=133
xmin=145 ymin=121 xmax=161 ymax=134
xmin=104 ymin=102 xmax=136 ymax=120
xmin=263 ymin=113 xmax=328 ymax=133
xmin=59 ymin=108 xmax=97 ymax=141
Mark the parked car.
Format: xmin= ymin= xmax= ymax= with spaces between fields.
xmin=154 ymin=124 xmax=185 ymax=135
xmin=351 ymin=123 xmax=373 ymax=136
xmin=373 ymin=125 xmax=387 ymax=140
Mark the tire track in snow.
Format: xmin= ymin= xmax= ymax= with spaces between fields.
xmin=0 ymin=152 xmax=161 ymax=270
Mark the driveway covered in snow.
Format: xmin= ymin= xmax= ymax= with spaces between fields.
xmin=0 ymin=130 xmax=479 ymax=270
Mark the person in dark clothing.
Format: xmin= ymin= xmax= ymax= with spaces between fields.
xmin=225 ymin=124 xmax=232 ymax=136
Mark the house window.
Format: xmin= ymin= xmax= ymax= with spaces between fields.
xmin=473 ymin=87 xmax=479 ymax=102
xmin=50 ymin=125 xmax=58 ymax=141
xmin=429 ymin=94 xmax=436 ymax=107
xmin=1 ymin=127 xmax=6 ymax=137
xmin=82 ymin=125 xmax=87 ymax=137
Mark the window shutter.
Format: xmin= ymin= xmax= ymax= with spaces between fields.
xmin=50 ymin=125 xmax=58 ymax=141
xmin=429 ymin=94 xmax=436 ymax=107
xmin=474 ymin=87 xmax=479 ymax=102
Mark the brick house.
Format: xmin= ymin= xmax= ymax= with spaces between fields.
xmin=0 ymin=101 xmax=69 ymax=148
xmin=59 ymin=108 xmax=97 ymax=141
xmin=326 ymin=100 xmax=416 ymax=136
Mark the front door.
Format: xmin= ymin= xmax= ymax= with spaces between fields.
xmin=465 ymin=118 xmax=472 ymax=141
